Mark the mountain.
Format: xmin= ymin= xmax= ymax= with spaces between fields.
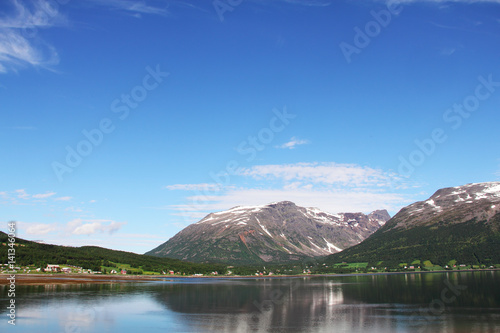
xmin=325 ymin=182 xmax=500 ymax=266
xmin=146 ymin=201 xmax=390 ymax=265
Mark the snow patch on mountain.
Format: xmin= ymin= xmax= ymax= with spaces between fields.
xmin=442 ymin=182 xmax=500 ymax=202
xmin=323 ymin=238 xmax=343 ymax=253
xmin=425 ymin=199 xmax=443 ymax=212
xmin=255 ymin=217 xmax=273 ymax=238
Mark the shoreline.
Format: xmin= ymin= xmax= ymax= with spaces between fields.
xmin=0 ymin=273 xmax=162 ymax=285
xmin=1 ymin=268 xmax=498 ymax=285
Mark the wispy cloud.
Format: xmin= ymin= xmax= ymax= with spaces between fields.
xmin=15 ymin=189 xmax=29 ymax=199
xmin=0 ymin=0 xmax=171 ymax=74
xmin=275 ymin=137 xmax=310 ymax=150
xmin=165 ymin=162 xmax=415 ymax=224
xmin=172 ymin=187 xmax=411 ymax=224
xmin=55 ymin=196 xmax=72 ymax=201
xmin=15 ymin=189 xmax=58 ymax=200
xmin=15 ymin=219 xmax=126 ymax=240
xmin=238 ymin=162 xmax=404 ymax=188
xmin=1 ymin=189 xmax=75 ymax=205
xmin=88 ymin=0 xmax=169 ymax=17
xmin=165 ymin=183 xmax=223 ymax=191
xmin=0 ymin=0 xmax=63 ymax=73
xmin=439 ymin=47 xmax=457 ymax=56
xmin=22 ymin=222 xmax=57 ymax=235
xmin=67 ymin=219 xmax=126 ymax=236
xmin=32 ymin=192 xmax=56 ymax=199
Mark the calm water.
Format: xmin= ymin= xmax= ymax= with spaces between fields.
xmin=1 ymin=271 xmax=500 ymax=332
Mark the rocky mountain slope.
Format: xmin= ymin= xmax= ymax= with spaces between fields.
xmin=147 ymin=201 xmax=390 ymax=265
xmin=325 ymin=182 xmax=500 ymax=266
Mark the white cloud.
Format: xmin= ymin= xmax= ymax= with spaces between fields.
xmin=14 ymin=221 xmax=57 ymax=236
xmin=171 ymin=187 xmax=411 ymax=223
xmin=33 ymin=192 xmax=56 ymax=199
xmin=15 ymin=189 xmax=29 ymax=199
xmin=67 ymin=219 xmax=126 ymax=236
xmin=165 ymin=183 xmax=223 ymax=191
xmin=24 ymin=223 xmax=57 ymax=235
xmin=88 ymin=0 xmax=169 ymax=17
xmin=55 ymin=196 xmax=72 ymax=201
xmin=0 ymin=0 xmax=63 ymax=73
xmin=1 ymin=189 xmax=77 ymax=205
xmin=165 ymin=162 xmax=415 ymax=224
xmin=238 ymin=162 xmax=404 ymax=188
xmin=0 ymin=0 xmax=173 ymax=74
xmin=275 ymin=137 xmax=310 ymax=150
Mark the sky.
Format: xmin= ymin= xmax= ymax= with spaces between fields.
xmin=1 ymin=0 xmax=499 ymax=254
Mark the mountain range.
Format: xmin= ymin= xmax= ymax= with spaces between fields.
xmin=146 ymin=201 xmax=390 ymax=265
xmin=5 ymin=181 xmax=498 ymax=272
xmin=325 ymin=181 xmax=500 ymax=266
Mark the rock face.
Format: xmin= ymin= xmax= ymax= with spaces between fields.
xmin=326 ymin=182 xmax=500 ymax=266
xmin=146 ymin=201 xmax=390 ymax=265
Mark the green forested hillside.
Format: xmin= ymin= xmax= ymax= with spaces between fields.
xmin=0 ymin=231 xmax=226 ymax=275
xmin=324 ymin=214 xmax=500 ymax=268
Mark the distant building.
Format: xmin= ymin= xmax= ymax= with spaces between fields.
xmin=61 ymin=267 xmax=72 ymax=273
xmin=45 ymin=265 xmax=61 ymax=272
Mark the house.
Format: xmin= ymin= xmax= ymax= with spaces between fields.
xmin=45 ymin=265 xmax=61 ymax=272
xmin=120 ymin=270 xmax=127 ymax=274
xmin=61 ymin=267 xmax=72 ymax=273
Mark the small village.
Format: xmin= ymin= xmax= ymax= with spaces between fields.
xmin=0 ymin=263 xmax=224 ymax=276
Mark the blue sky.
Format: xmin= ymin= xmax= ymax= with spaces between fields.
xmin=1 ymin=0 xmax=499 ymax=254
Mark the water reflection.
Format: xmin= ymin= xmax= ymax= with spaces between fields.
xmin=1 ymin=272 xmax=499 ymax=332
